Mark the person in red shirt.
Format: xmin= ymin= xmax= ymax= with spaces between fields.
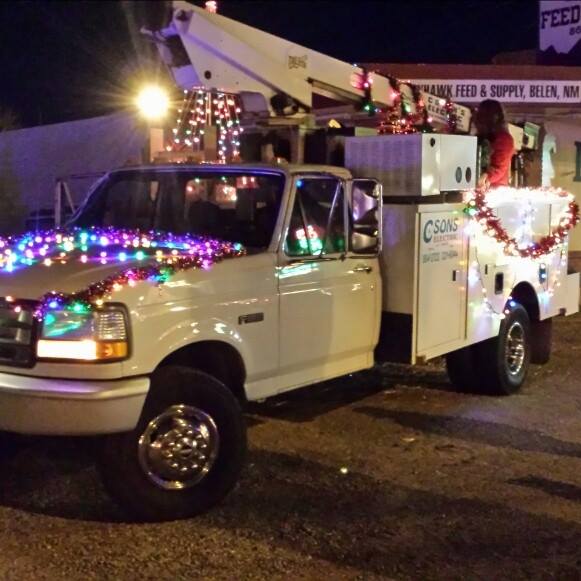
xmin=474 ymin=99 xmax=515 ymax=188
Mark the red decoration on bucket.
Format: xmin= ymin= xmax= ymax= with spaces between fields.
xmin=378 ymin=77 xmax=434 ymax=135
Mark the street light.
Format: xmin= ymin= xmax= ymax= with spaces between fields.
xmin=136 ymin=85 xmax=170 ymax=121
xmin=136 ymin=85 xmax=171 ymax=162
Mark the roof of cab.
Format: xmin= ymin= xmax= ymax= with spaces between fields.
xmin=109 ymin=163 xmax=352 ymax=180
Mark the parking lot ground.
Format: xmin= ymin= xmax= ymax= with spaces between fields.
xmin=0 ymin=314 xmax=581 ymax=580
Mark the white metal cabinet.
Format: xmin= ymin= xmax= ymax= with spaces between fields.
xmin=416 ymin=208 xmax=468 ymax=356
xmin=345 ymin=134 xmax=477 ymax=197
xmin=439 ymin=135 xmax=477 ymax=192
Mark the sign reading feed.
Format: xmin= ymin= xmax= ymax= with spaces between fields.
xmin=539 ymin=0 xmax=581 ymax=63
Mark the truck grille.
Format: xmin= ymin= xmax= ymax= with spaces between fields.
xmin=0 ymin=301 xmax=37 ymax=368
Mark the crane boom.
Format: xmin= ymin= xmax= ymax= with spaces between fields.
xmin=145 ymin=1 xmax=471 ymax=131
xmin=146 ymin=0 xmax=394 ymax=115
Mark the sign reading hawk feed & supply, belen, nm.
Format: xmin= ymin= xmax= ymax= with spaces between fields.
xmin=409 ymin=80 xmax=581 ymax=104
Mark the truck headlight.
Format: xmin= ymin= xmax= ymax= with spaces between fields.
xmin=37 ymin=306 xmax=129 ymax=361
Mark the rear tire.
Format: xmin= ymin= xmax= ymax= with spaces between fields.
xmin=445 ymin=346 xmax=477 ymax=392
xmin=531 ymin=318 xmax=552 ymax=365
xmin=98 ymin=366 xmax=247 ymax=521
xmin=472 ymin=303 xmax=531 ymax=395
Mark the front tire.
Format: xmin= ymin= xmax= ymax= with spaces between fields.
xmin=98 ymin=366 xmax=247 ymax=521
xmin=0 ymin=431 xmax=20 ymax=463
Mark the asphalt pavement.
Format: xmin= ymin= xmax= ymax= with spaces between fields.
xmin=0 ymin=315 xmax=581 ymax=580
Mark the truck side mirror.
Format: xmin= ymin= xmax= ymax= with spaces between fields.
xmin=350 ymin=179 xmax=382 ymax=254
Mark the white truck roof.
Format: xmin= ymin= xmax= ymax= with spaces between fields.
xmin=110 ymin=163 xmax=353 ymax=180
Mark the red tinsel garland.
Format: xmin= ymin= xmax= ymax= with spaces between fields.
xmin=465 ymin=187 xmax=580 ymax=258
xmin=378 ymin=76 xmax=435 ymax=135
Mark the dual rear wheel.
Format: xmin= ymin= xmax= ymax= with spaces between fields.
xmin=446 ymin=303 xmax=534 ymax=396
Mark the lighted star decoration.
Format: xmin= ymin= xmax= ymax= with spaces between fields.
xmin=0 ymin=228 xmax=245 ymax=319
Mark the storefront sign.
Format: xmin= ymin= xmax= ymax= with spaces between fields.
xmin=410 ymin=79 xmax=581 ymax=104
xmin=539 ymin=0 xmax=581 ymax=63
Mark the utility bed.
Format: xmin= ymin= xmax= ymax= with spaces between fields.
xmin=345 ymin=133 xmax=580 ymax=365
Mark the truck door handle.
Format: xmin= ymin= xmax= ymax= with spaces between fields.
xmin=354 ymin=265 xmax=373 ymax=274
xmin=452 ymin=269 xmax=460 ymax=282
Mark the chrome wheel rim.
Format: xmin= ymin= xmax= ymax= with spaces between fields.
xmin=138 ymin=404 xmax=219 ymax=490
xmin=505 ymin=321 xmax=526 ymax=376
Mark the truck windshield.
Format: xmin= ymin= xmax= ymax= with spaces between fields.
xmin=71 ymin=170 xmax=285 ymax=251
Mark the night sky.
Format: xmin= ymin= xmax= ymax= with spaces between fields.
xmin=0 ymin=0 xmax=538 ymax=128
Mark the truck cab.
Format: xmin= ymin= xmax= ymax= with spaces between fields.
xmin=0 ymin=162 xmax=382 ymax=520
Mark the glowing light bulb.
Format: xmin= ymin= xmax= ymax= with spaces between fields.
xmin=136 ymin=86 xmax=170 ymax=121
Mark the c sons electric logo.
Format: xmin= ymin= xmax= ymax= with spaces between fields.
xmin=423 ymin=217 xmax=459 ymax=244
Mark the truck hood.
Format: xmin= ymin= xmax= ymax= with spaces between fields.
xmin=0 ymin=251 xmax=148 ymax=301
xmin=0 ymin=229 xmax=246 ymax=304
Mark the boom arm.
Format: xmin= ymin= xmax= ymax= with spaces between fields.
xmin=146 ymin=1 xmax=394 ymax=114
xmin=146 ymin=1 xmax=471 ymax=131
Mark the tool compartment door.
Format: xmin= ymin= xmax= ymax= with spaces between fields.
xmin=416 ymin=208 xmax=468 ymax=357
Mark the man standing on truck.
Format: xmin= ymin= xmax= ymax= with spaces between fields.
xmin=475 ymin=99 xmax=515 ymax=189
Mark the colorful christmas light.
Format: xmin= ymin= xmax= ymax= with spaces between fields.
xmin=378 ymin=76 xmax=434 ymax=135
xmin=464 ymin=187 xmax=580 ymax=259
xmin=444 ymin=98 xmax=457 ymax=133
xmin=295 ymin=225 xmax=323 ymax=254
xmin=169 ymin=89 xmax=243 ymax=162
xmin=205 ymin=0 xmax=218 ymax=13
xmin=353 ymin=68 xmax=379 ymax=116
xmin=0 ymin=228 xmax=245 ymax=320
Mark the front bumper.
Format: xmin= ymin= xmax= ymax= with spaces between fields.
xmin=0 ymin=372 xmax=149 ymax=435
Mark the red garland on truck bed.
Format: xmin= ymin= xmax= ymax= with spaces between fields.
xmin=464 ymin=187 xmax=580 ymax=259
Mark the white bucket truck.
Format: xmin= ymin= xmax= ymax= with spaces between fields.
xmin=0 ymin=133 xmax=577 ymax=520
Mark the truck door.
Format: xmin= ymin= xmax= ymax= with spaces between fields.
xmin=277 ymin=175 xmax=381 ymax=391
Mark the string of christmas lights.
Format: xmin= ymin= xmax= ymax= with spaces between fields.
xmin=0 ymin=228 xmax=245 ymax=320
xmin=349 ymin=66 xmax=458 ymax=134
xmin=378 ymin=76 xmax=434 ymax=135
xmin=444 ymin=98 xmax=458 ymax=133
xmin=168 ymin=89 xmax=243 ymax=162
xmin=464 ymin=187 xmax=580 ymax=259
xmin=469 ymin=246 xmax=568 ymax=321
xmin=468 ymin=248 xmax=516 ymax=321
xmin=352 ymin=68 xmax=380 ymax=116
